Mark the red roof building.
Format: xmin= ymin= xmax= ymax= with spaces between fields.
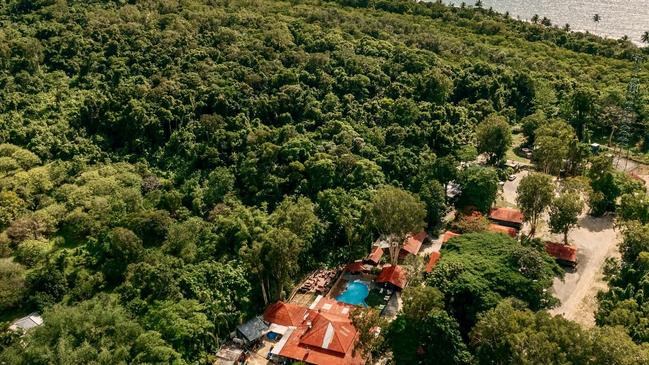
xmin=545 ymin=242 xmax=578 ymax=266
xmin=299 ymin=312 xmax=356 ymax=353
xmin=489 ymin=207 xmax=524 ymax=229
xmin=425 ymin=252 xmax=441 ymax=273
xmin=263 ymin=301 xmax=308 ymax=327
xmin=488 ymin=224 xmax=518 ymax=238
xmin=375 ymin=265 xmax=407 ymax=289
xmin=365 ymin=247 xmax=383 ymax=265
xmin=440 ymin=231 xmax=461 ymax=244
xmin=400 ymin=231 xmax=427 ymax=257
xmin=344 ymin=261 xmax=365 ymax=274
xmin=275 ymin=298 xmax=365 ymax=365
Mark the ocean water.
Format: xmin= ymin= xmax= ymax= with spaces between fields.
xmin=445 ymin=0 xmax=649 ymax=45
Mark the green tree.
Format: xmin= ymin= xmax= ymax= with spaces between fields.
xmin=14 ymin=239 xmax=51 ymax=267
xmin=242 ymin=227 xmax=305 ymax=303
xmin=588 ymin=155 xmax=620 ymax=215
xmin=567 ymin=88 xmax=598 ymax=141
xmin=368 ymin=185 xmax=426 ymax=264
xmin=618 ymin=222 xmax=649 ymax=263
xmin=389 ymin=309 xmax=473 ymax=365
xmin=475 ymin=115 xmax=512 ymax=165
xmin=144 ymin=299 xmax=214 ymax=361
xmin=0 ymin=261 xmax=26 ymax=311
xmin=401 ymin=286 xmax=445 ymax=320
xmin=0 ymin=191 xmax=26 ymax=229
xmin=520 ymin=110 xmax=546 ymax=146
xmin=432 ymin=155 xmax=458 ymax=202
xmin=549 ymin=193 xmax=583 ymax=244
xmin=428 ymin=233 xmax=558 ymax=331
xmin=516 ymin=173 xmax=555 ymax=237
xmin=619 ymin=192 xmax=649 ymax=224
xmin=471 ymin=299 xmax=649 ymax=365
xmin=642 ymin=31 xmax=649 ymax=44
xmin=350 ymin=308 xmax=388 ymax=363
xmin=533 ymin=119 xmax=577 ymax=175
xmin=203 ymin=167 xmax=235 ymax=208
xmin=419 ymin=180 xmax=447 ymax=226
xmin=0 ymin=294 xmax=184 ymax=365
xmin=456 ymin=166 xmax=499 ymax=213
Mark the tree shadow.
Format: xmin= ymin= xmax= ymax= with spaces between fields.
xmin=577 ymin=215 xmax=614 ymax=233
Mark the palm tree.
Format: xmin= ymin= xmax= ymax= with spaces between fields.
xmin=642 ymin=31 xmax=649 ymax=45
xmin=563 ymin=23 xmax=571 ymax=32
xmin=531 ymin=14 xmax=539 ymax=24
xmin=593 ymin=14 xmax=601 ymax=32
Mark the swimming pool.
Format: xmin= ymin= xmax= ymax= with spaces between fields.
xmin=335 ymin=280 xmax=369 ymax=307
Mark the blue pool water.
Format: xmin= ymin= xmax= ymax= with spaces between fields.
xmin=335 ymin=280 xmax=369 ymax=307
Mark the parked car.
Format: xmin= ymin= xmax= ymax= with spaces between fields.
xmin=508 ymin=174 xmax=517 ymax=181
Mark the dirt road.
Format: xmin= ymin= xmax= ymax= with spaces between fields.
xmin=502 ymin=171 xmax=621 ymax=327
xmin=545 ymin=215 xmax=620 ymax=327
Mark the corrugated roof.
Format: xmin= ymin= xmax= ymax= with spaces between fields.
xmin=236 ymin=316 xmax=268 ymax=343
xmin=344 ymin=261 xmax=365 ymax=274
xmin=544 ymin=242 xmax=577 ymax=263
xmin=366 ymin=247 xmax=383 ymax=265
xmin=375 ymin=265 xmax=407 ymax=289
xmin=425 ymin=252 xmax=441 ymax=273
xmin=278 ymin=298 xmax=365 ymax=365
xmin=489 ymin=207 xmax=524 ymax=225
xmin=300 ymin=313 xmax=356 ymax=354
xmin=264 ymin=301 xmax=308 ymax=327
xmin=9 ymin=313 xmax=43 ymax=332
xmin=441 ymin=231 xmax=460 ymax=244
xmin=401 ymin=231 xmax=427 ymax=255
xmin=488 ymin=224 xmax=518 ymax=237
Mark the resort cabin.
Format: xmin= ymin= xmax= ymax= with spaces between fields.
xmin=365 ymin=246 xmax=383 ymax=266
xmin=375 ymin=265 xmax=407 ymax=291
xmin=425 ymin=252 xmax=441 ymax=273
xmin=271 ymin=298 xmax=365 ymax=365
xmin=488 ymin=207 xmax=524 ymax=230
xmin=488 ymin=223 xmax=518 ymax=238
xmin=544 ymin=241 xmax=578 ymax=268
xmin=399 ymin=231 xmax=427 ymax=258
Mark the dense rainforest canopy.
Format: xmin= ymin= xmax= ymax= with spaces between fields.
xmin=1 ymin=0 xmax=648 ymax=363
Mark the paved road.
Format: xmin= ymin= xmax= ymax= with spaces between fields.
xmin=501 ymin=170 xmax=528 ymax=206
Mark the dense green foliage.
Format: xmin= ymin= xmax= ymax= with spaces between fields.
xmin=472 ymin=299 xmax=649 ymax=365
xmin=0 ymin=0 xmax=648 ymax=362
xmin=428 ymin=233 xmax=560 ymax=332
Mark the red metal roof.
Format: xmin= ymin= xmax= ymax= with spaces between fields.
xmin=488 ymin=224 xmax=518 ymax=238
xmin=489 ymin=207 xmax=524 ymax=225
xmin=375 ymin=265 xmax=407 ymax=289
xmin=401 ymin=231 xmax=427 ymax=255
xmin=425 ymin=252 xmax=441 ymax=273
xmin=300 ymin=312 xmax=356 ymax=354
xmin=278 ymin=298 xmax=365 ymax=365
xmin=344 ymin=261 xmax=365 ymax=273
xmin=366 ymin=247 xmax=383 ymax=265
xmin=544 ymin=242 xmax=577 ymax=263
xmin=441 ymin=231 xmax=460 ymax=244
xmin=263 ymin=301 xmax=307 ymax=327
